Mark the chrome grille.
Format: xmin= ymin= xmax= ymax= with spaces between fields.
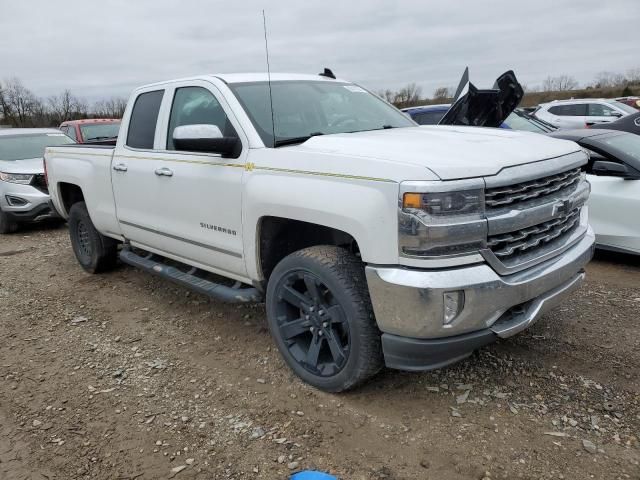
xmin=485 ymin=167 xmax=581 ymax=209
xmin=487 ymin=207 xmax=581 ymax=261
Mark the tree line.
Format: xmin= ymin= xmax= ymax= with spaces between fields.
xmin=0 ymin=77 xmax=127 ymax=128
xmin=377 ymin=67 xmax=640 ymax=109
xmin=2 ymin=67 xmax=639 ymax=126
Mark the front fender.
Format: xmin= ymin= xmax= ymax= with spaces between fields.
xmin=242 ymin=170 xmax=399 ymax=281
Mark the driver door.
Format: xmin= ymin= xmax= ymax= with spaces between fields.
xmin=149 ymin=81 xmax=248 ymax=278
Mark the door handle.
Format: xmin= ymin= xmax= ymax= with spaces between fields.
xmin=154 ymin=167 xmax=174 ymax=177
xmin=113 ymin=163 xmax=128 ymax=172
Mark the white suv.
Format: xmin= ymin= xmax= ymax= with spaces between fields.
xmin=534 ymin=99 xmax=637 ymax=129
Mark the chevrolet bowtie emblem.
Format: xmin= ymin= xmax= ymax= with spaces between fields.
xmin=552 ymin=199 xmax=572 ymax=217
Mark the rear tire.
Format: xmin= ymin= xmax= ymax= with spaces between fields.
xmin=68 ymin=202 xmax=118 ymax=273
xmin=266 ymin=246 xmax=383 ymax=392
xmin=0 ymin=208 xmax=18 ymax=234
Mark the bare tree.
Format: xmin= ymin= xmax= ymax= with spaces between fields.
xmin=394 ymin=83 xmax=422 ymax=108
xmin=625 ymin=67 xmax=640 ymax=85
xmin=0 ymin=77 xmax=40 ymax=126
xmin=91 ymin=97 xmax=127 ymax=118
xmin=432 ymin=87 xmax=451 ymax=101
xmin=542 ymin=75 xmax=579 ymax=92
xmin=592 ymin=71 xmax=626 ymax=88
xmin=48 ymin=89 xmax=86 ymax=125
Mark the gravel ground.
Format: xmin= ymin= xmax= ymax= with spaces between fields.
xmin=0 ymin=225 xmax=638 ymax=480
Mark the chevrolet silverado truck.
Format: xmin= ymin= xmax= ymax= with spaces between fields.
xmin=44 ymin=72 xmax=595 ymax=392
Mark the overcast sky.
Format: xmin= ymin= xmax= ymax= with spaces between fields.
xmin=1 ymin=0 xmax=638 ymax=101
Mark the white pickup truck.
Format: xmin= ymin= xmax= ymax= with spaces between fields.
xmin=45 ymin=72 xmax=595 ymax=392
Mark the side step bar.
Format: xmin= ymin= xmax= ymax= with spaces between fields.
xmin=119 ymin=248 xmax=263 ymax=303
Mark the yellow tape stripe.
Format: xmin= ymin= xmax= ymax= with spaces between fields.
xmin=46 ymin=151 xmax=396 ymax=182
xmin=253 ymin=165 xmax=396 ymax=183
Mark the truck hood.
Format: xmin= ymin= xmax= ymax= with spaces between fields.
xmin=291 ymin=126 xmax=581 ymax=180
xmin=0 ymin=157 xmax=44 ymax=175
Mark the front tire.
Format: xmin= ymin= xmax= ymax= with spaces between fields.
xmin=266 ymin=246 xmax=383 ymax=392
xmin=0 ymin=208 xmax=18 ymax=234
xmin=68 ymin=202 xmax=118 ymax=273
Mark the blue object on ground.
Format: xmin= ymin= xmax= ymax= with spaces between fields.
xmin=290 ymin=471 xmax=338 ymax=480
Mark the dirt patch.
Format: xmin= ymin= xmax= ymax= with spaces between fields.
xmin=1 ymin=226 xmax=638 ymax=479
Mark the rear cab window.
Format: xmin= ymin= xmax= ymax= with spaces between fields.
xmin=126 ymin=90 xmax=165 ymax=149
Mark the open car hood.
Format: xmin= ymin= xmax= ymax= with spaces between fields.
xmin=438 ymin=68 xmax=524 ymax=128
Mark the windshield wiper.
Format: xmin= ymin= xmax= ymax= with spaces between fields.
xmin=273 ymin=132 xmax=324 ymax=147
xmin=86 ymin=136 xmax=117 ymax=141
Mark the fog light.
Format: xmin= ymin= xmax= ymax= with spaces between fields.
xmin=6 ymin=195 xmax=28 ymax=207
xmin=443 ymin=291 xmax=464 ymax=325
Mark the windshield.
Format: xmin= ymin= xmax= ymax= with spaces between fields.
xmin=0 ymin=133 xmax=75 ymax=161
xmin=79 ymin=122 xmax=120 ymax=141
xmin=599 ymin=133 xmax=640 ymax=167
xmin=505 ymin=112 xmax=551 ymax=132
xmin=611 ymin=101 xmax=638 ymax=115
xmin=229 ymin=80 xmax=415 ymax=146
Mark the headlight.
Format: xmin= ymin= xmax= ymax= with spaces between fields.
xmin=403 ymin=190 xmax=484 ymax=217
xmin=399 ymin=182 xmax=487 ymax=258
xmin=0 ymin=172 xmax=34 ymax=185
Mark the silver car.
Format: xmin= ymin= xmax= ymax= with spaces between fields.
xmin=0 ymin=128 xmax=75 ymax=233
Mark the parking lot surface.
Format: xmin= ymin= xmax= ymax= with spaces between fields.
xmin=1 ymin=225 xmax=639 ymax=479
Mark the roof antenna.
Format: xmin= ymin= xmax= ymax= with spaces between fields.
xmin=319 ymin=68 xmax=336 ymax=79
xmin=262 ymin=10 xmax=276 ymax=148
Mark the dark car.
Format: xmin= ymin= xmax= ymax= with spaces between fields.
xmin=401 ymin=68 xmax=524 ymax=128
xmin=404 ymin=105 xmax=555 ymax=133
xmin=401 ymin=104 xmax=449 ymax=125
xmin=590 ymin=111 xmax=640 ymax=136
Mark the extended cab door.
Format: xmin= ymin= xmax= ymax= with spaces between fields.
xmin=148 ymin=80 xmax=247 ymax=277
xmin=111 ymin=88 xmax=168 ymax=250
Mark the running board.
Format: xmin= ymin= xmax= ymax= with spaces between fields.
xmin=119 ymin=248 xmax=263 ymax=303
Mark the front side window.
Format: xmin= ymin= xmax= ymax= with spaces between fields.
xmin=588 ymin=103 xmax=616 ymax=117
xmin=229 ymin=81 xmax=414 ymax=147
xmin=166 ymin=86 xmax=236 ymax=150
xmin=126 ymin=90 xmax=164 ymax=149
xmin=0 ymin=133 xmax=75 ymax=161
xmin=66 ymin=126 xmax=77 ymax=141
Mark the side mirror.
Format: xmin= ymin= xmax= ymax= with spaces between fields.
xmin=591 ymin=160 xmax=630 ymax=177
xmin=609 ymin=111 xmax=623 ymax=118
xmin=173 ymin=124 xmax=240 ymax=158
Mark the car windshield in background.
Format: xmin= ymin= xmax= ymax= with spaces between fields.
xmin=0 ymin=133 xmax=75 ymax=161
xmin=612 ymin=101 xmax=638 ymax=115
xmin=80 ymin=123 xmax=121 ymax=141
xmin=505 ymin=112 xmax=547 ymax=132
xmin=229 ymin=80 xmax=415 ymax=146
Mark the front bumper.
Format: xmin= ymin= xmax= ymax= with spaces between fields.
xmin=0 ymin=181 xmax=59 ymax=223
xmin=365 ymin=227 xmax=595 ymax=370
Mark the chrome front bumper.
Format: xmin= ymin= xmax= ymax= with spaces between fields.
xmin=365 ymin=227 xmax=595 ymax=340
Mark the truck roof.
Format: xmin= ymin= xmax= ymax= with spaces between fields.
xmin=138 ymin=73 xmax=349 ymax=90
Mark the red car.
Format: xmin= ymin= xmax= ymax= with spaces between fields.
xmin=59 ymin=119 xmax=121 ymax=144
xmin=615 ymin=97 xmax=640 ymax=110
